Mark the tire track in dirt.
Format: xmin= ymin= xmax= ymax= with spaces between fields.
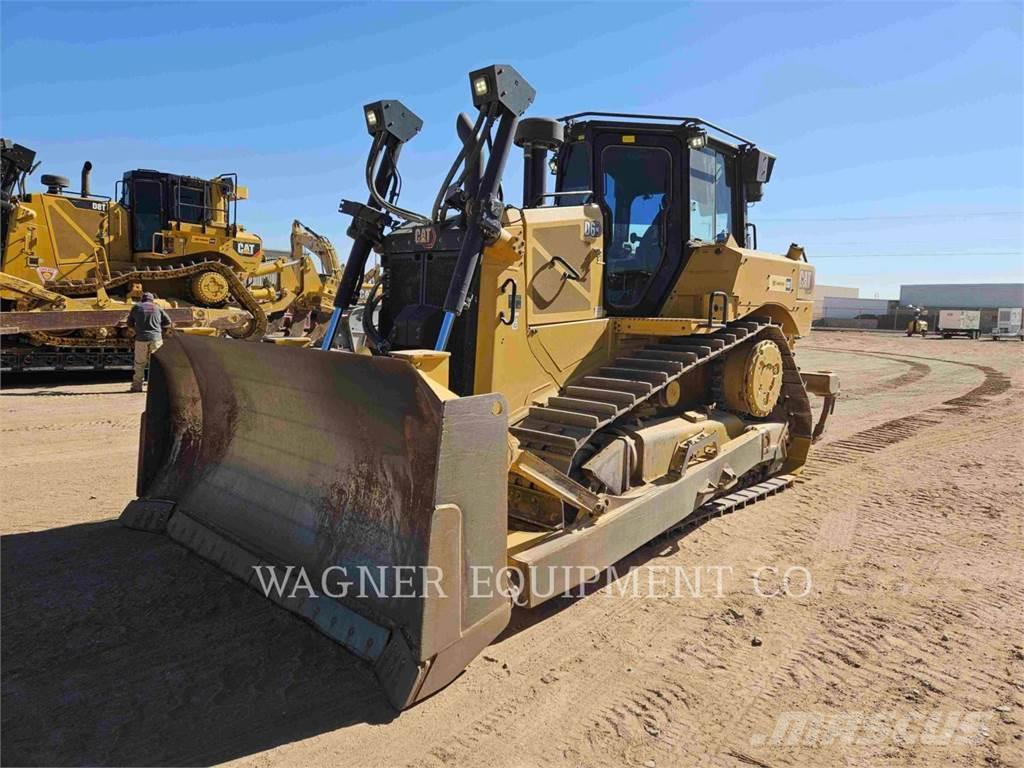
xmin=703 ymin=383 xmax=1023 ymax=766
xmin=568 ymin=350 xmax=1021 ymax=766
xmin=424 ymin=349 xmax=1021 ymax=768
xmin=0 ymin=417 xmax=136 ymax=433
xmin=844 ymin=353 xmax=933 ymax=397
xmin=799 ymin=349 xmax=1012 ymax=482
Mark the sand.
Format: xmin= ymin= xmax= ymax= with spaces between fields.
xmin=2 ymin=332 xmax=1022 ymax=767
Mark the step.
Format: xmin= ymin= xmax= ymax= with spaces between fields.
xmin=515 ymin=418 xmax=591 ymax=442
xmin=509 ymin=426 xmax=582 ymax=451
xmin=599 ymin=366 xmax=670 ymax=385
xmin=547 ymin=396 xmax=619 ymax=418
xmin=580 ymin=376 xmax=653 ymax=396
xmin=661 ymin=344 xmax=713 ymax=357
xmin=528 ymin=406 xmax=601 ymax=429
xmin=633 ymin=349 xmax=699 ymax=365
xmin=615 ymin=357 xmax=684 ymax=373
xmin=565 ymin=386 xmax=636 ymax=408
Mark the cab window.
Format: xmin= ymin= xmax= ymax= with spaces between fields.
xmin=601 ymin=145 xmax=671 ymax=309
xmin=556 ymin=142 xmax=591 ymax=206
xmin=689 ymin=147 xmax=733 ymax=243
xmin=176 ymin=183 xmax=207 ymax=224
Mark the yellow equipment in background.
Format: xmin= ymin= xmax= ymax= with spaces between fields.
xmin=0 ymin=140 xmax=340 ymax=370
xmin=262 ymin=220 xmax=342 ymax=344
xmin=906 ymin=311 xmax=928 ymax=337
xmin=121 ymin=66 xmax=839 ymax=710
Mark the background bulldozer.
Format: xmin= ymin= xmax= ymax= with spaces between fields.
xmin=0 ymin=139 xmax=340 ymax=371
xmin=121 ymin=65 xmax=839 ymax=710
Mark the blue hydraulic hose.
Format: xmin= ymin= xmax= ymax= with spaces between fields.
xmin=435 ymin=311 xmax=455 ymax=351
xmin=320 ymin=307 xmax=342 ymax=351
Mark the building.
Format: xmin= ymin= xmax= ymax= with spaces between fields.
xmin=899 ymin=283 xmax=1024 ymax=310
xmin=809 ymin=284 xmax=901 ymax=328
xmin=897 ymin=283 xmax=1024 ymax=333
xmin=815 ymin=296 xmax=899 ymax=329
xmin=812 ymin=284 xmax=859 ymax=321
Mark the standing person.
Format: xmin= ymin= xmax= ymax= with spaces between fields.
xmin=127 ymin=292 xmax=173 ymax=392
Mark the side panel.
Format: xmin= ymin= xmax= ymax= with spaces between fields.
xmin=474 ymin=208 xmax=613 ymax=421
xmin=2 ymin=195 xmax=106 ymax=289
xmin=660 ymin=241 xmax=815 ymax=336
xmin=523 ymin=204 xmax=605 ymax=325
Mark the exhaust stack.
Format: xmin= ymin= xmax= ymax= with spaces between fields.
xmin=514 ymin=118 xmax=563 ymax=208
xmin=81 ymin=161 xmax=92 ymax=197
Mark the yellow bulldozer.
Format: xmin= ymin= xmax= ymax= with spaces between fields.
xmin=0 ymin=140 xmax=340 ymax=370
xmin=121 ymin=65 xmax=839 ymax=709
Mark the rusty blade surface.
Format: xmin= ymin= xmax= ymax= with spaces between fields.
xmin=133 ymin=335 xmax=512 ymax=707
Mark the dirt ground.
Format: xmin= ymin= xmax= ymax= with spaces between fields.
xmin=2 ymin=331 xmax=1022 ymax=767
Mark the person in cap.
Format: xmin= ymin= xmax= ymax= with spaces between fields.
xmin=127 ymin=292 xmax=173 ymax=392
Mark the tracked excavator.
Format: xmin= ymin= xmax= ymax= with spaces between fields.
xmin=121 ymin=65 xmax=839 ymax=709
xmin=0 ymin=142 xmax=341 ymax=370
xmin=266 ymin=219 xmax=342 ymax=343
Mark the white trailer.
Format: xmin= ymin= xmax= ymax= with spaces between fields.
xmin=991 ymin=307 xmax=1023 ymax=341
xmin=937 ymin=309 xmax=981 ymax=339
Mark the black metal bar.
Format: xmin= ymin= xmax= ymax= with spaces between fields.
xmin=522 ymin=141 xmax=547 ymax=207
xmin=531 ymin=190 xmax=594 ymax=207
xmin=707 ymin=290 xmax=729 ymax=327
xmin=498 ymin=278 xmax=518 ymax=326
xmin=456 ymin=112 xmax=481 ymax=203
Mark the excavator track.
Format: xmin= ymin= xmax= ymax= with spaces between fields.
xmin=38 ymin=259 xmax=268 ymax=346
xmin=511 ymin=318 xmax=815 ymax=480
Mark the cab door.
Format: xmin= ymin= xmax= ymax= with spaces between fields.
xmin=131 ymin=177 xmax=164 ymax=253
xmin=591 ymin=132 xmax=684 ymax=317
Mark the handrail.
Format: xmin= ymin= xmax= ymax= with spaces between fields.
xmin=531 ymin=190 xmax=594 ymax=207
xmin=557 ymin=112 xmax=755 ymax=147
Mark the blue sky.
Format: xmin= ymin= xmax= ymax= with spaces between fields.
xmin=3 ymin=1 xmax=1022 ymax=298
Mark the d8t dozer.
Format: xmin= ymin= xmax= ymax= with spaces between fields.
xmin=122 ymin=65 xmax=839 ymax=709
xmin=0 ymin=143 xmax=341 ymax=370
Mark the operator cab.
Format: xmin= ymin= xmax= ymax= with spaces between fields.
xmin=119 ymin=170 xmax=240 ymax=253
xmin=549 ymin=114 xmax=775 ymax=317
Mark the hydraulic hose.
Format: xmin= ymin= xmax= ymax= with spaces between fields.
xmin=430 ymin=108 xmax=490 ymax=224
xmin=365 ymin=133 xmax=429 ymax=225
xmin=333 ymin=136 xmax=404 ymax=313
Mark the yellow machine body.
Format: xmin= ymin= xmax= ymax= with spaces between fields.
xmin=120 ymin=72 xmax=839 ymax=710
xmin=0 ymin=149 xmax=340 ymax=369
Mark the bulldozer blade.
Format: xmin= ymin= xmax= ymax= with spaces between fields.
xmin=121 ymin=334 xmax=512 ymax=709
